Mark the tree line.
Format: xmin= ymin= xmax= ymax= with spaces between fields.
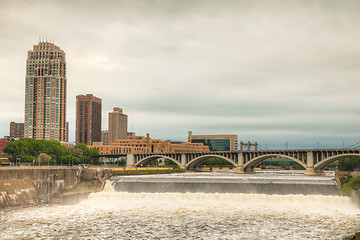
xmin=3 ymin=138 xmax=99 ymax=166
xmin=338 ymin=156 xmax=360 ymax=171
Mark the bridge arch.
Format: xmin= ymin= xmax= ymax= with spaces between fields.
xmin=186 ymin=154 xmax=237 ymax=169
xmin=243 ymin=154 xmax=307 ymax=170
xmin=314 ymin=153 xmax=360 ymax=171
xmin=135 ymin=155 xmax=181 ymax=167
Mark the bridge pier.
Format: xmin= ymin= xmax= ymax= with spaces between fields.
xmin=235 ymin=166 xmax=255 ymax=174
xmin=236 ymin=153 xmax=255 ymax=174
xmin=180 ymin=154 xmax=187 ymax=170
xmin=126 ymin=154 xmax=135 ymax=168
xmin=304 ymin=152 xmax=324 ymax=175
xmin=304 ymin=167 xmax=324 ymax=176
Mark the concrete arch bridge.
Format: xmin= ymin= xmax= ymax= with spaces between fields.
xmin=125 ymin=149 xmax=360 ymax=175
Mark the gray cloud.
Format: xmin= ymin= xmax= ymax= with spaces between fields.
xmin=0 ymin=0 xmax=359 ymax=148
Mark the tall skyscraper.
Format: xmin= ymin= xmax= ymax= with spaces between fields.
xmin=108 ymin=107 xmax=127 ymax=144
xmin=9 ymin=122 xmax=24 ymax=138
xmin=24 ymin=41 xmax=67 ymax=141
xmin=76 ymin=94 xmax=102 ymax=145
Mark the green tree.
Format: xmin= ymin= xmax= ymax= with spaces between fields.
xmin=339 ymin=157 xmax=360 ymax=171
xmin=37 ymin=153 xmax=51 ymax=165
xmin=4 ymin=139 xmax=98 ymax=166
xmin=72 ymin=148 xmax=83 ymax=158
xmin=341 ymin=176 xmax=360 ymax=201
xmin=21 ymin=155 xmax=35 ymax=163
xmin=203 ymin=158 xmax=231 ymax=166
xmin=73 ymin=144 xmax=99 ymax=165
xmin=74 ymin=143 xmax=90 ymax=155
xmin=87 ymin=148 xmax=99 ymax=164
xmin=164 ymin=159 xmax=177 ymax=166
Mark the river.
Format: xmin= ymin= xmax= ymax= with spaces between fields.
xmin=0 ymin=170 xmax=359 ymax=239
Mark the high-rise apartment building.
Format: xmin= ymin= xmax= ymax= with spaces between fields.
xmin=24 ymin=41 xmax=67 ymax=141
xmin=108 ymin=107 xmax=127 ymax=144
xmin=76 ymin=94 xmax=102 ymax=145
xmin=9 ymin=122 xmax=24 ymax=138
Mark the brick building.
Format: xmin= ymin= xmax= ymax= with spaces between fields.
xmin=108 ymin=107 xmax=127 ymax=144
xmin=101 ymin=130 xmax=109 ymax=145
xmin=76 ymin=94 xmax=102 ymax=145
xmin=10 ymin=122 xmax=24 ymax=138
xmin=90 ymin=133 xmax=209 ymax=155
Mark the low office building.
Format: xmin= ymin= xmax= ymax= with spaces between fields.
xmin=127 ymin=132 xmax=135 ymax=137
xmin=101 ymin=130 xmax=109 ymax=145
xmin=10 ymin=122 xmax=24 ymax=138
xmin=188 ymin=131 xmax=238 ymax=151
xmin=157 ymin=141 xmax=209 ymax=153
xmin=60 ymin=141 xmax=75 ymax=149
xmin=90 ymin=133 xmax=209 ymax=155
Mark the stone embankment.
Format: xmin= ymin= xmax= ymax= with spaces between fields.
xmin=0 ymin=167 xmax=80 ymax=208
xmin=0 ymin=167 xmax=186 ymax=207
xmin=335 ymin=171 xmax=351 ymax=188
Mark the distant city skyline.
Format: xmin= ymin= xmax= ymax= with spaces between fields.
xmin=0 ymin=0 xmax=359 ymax=149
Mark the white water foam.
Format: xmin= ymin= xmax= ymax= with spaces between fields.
xmin=81 ymin=181 xmax=359 ymax=218
xmin=0 ymin=180 xmax=359 ymax=240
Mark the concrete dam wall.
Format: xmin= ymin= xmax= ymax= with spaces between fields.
xmin=111 ymin=172 xmax=340 ymax=196
xmin=0 ymin=168 xmax=80 ymax=208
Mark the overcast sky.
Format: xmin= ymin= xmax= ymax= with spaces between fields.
xmin=0 ymin=0 xmax=359 ymax=149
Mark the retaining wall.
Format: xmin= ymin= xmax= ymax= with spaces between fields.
xmin=0 ymin=168 xmax=80 ymax=208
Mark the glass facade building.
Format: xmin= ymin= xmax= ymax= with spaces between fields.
xmin=188 ymin=132 xmax=238 ymax=151
xmin=191 ymin=139 xmax=231 ymax=151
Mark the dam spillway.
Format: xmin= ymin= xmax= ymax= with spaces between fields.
xmin=110 ymin=170 xmax=340 ymax=195
xmin=1 ymin=170 xmax=359 ymax=239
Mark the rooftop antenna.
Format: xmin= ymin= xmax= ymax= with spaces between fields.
xmin=46 ymin=35 xmax=47 ymax=42
xmin=39 ymin=36 xmax=41 ymax=43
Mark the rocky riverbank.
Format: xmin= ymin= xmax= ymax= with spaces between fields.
xmin=338 ymin=171 xmax=360 ymax=207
